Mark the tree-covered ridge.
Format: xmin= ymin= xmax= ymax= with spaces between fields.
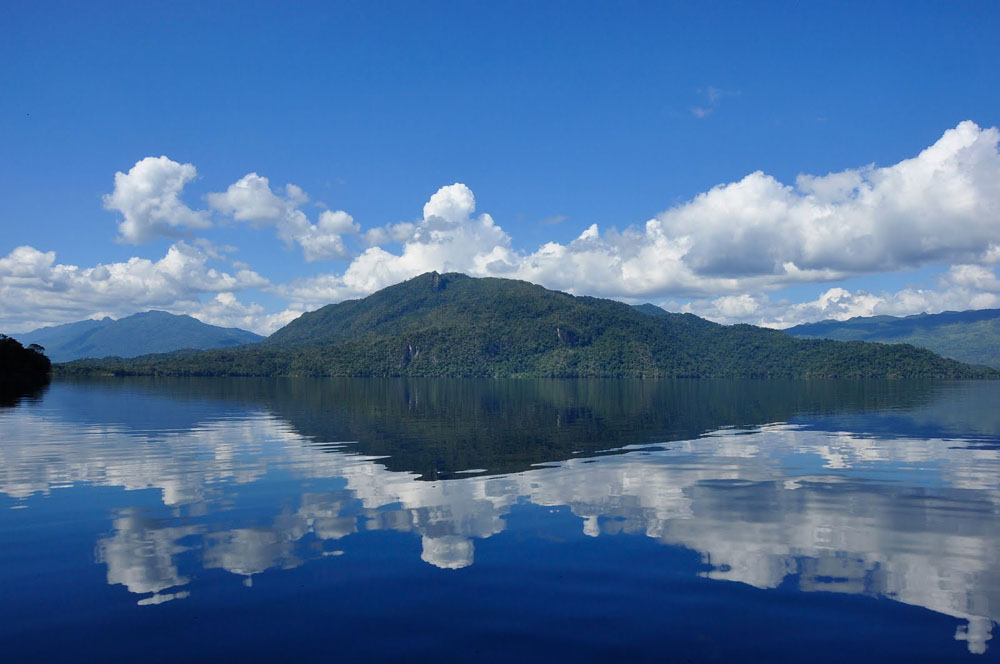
xmin=1 ymin=334 xmax=52 ymax=406
xmin=58 ymin=272 xmax=996 ymax=379
xmin=632 ymin=303 xmax=672 ymax=318
xmin=785 ymin=309 xmax=1000 ymax=369
xmin=1 ymin=334 xmax=51 ymax=378
xmin=51 ymin=376 xmax=967 ymax=480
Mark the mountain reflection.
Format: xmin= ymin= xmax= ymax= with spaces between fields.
xmin=1 ymin=378 xmax=999 ymax=654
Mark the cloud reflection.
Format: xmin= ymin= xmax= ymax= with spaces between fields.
xmin=96 ymin=509 xmax=201 ymax=604
xmin=2 ymin=382 xmax=999 ymax=653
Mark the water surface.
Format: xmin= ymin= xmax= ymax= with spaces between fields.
xmin=2 ymin=378 xmax=999 ymax=662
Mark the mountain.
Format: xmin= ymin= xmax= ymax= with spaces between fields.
xmin=16 ymin=310 xmax=264 ymax=362
xmin=633 ymin=303 xmax=671 ymax=318
xmin=57 ymin=273 xmax=995 ymax=379
xmin=785 ymin=309 xmax=1000 ymax=369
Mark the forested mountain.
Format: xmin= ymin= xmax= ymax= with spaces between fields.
xmin=17 ymin=310 xmax=263 ymax=362
xmin=57 ymin=273 xmax=995 ymax=379
xmin=785 ymin=309 xmax=1000 ymax=369
xmin=632 ymin=303 xmax=672 ymax=318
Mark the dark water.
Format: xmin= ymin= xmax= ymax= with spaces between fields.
xmin=2 ymin=378 xmax=999 ymax=662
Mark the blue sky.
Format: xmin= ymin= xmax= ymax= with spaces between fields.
xmin=2 ymin=1 xmax=1000 ymax=333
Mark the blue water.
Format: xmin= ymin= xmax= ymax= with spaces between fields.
xmin=1 ymin=378 xmax=999 ymax=662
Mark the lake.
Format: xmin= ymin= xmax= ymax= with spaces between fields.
xmin=2 ymin=377 xmax=999 ymax=662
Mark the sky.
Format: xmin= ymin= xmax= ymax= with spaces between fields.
xmin=2 ymin=0 xmax=1000 ymax=335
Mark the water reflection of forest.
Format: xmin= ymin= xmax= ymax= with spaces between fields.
xmin=4 ymin=379 xmax=1000 ymax=654
xmin=49 ymin=377 xmax=997 ymax=478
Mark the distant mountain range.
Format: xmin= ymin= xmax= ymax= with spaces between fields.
xmin=14 ymin=310 xmax=263 ymax=362
xmin=57 ymin=273 xmax=993 ymax=379
xmin=785 ymin=309 xmax=1000 ymax=369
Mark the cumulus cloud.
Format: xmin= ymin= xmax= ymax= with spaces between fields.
xmin=11 ymin=121 xmax=1000 ymax=333
xmin=0 ymin=243 xmax=269 ymax=333
xmin=665 ymin=121 xmax=1000 ymax=279
xmin=204 ymin=172 xmax=288 ymax=223
xmin=103 ymin=156 xmax=211 ymax=243
xmin=189 ymin=292 xmax=302 ymax=335
xmin=519 ymin=121 xmax=1000 ymax=298
xmin=273 ymin=183 xmax=518 ymax=307
xmin=279 ymin=122 xmax=1000 ymax=313
xmin=207 ymin=174 xmax=358 ymax=261
xmin=362 ymin=222 xmax=416 ymax=247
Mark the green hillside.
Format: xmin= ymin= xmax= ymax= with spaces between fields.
xmin=785 ymin=309 xmax=1000 ymax=369
xmin=58 ymin=273 xmax=995 ymax=379
xmin=17 ymin=310 xmax=263 ymax=362
xmin=632 ymin=303 xmax=672 ymax=318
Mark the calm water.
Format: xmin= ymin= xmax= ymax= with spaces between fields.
xmin=2 ymin=378 xmax=1000 ymax=662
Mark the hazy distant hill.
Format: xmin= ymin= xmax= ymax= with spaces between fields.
xmin=17 ymin=310 xmax=263 ymax=362
xmin=785 ymin=309 xmax=1000 ymax=369
xmin=58 ymin=273 xmax=993 ymax=379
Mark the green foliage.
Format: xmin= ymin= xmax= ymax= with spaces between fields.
xmin=785 ymin=309 xmax=1000 ymax=369
xmin=58 ymin=273 xmax=998 ymax=379
xmin=58 ymin=376 xmax=960 ymax=479
xmin=1 ymin=334 xmax=51 ymax=378
xmin=1 ymin=334 xmax=52 ymax=406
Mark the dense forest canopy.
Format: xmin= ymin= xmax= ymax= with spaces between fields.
xmin=0 ymin=334 xmax=52 ymax=406
xmin=0 ymin=334 xmax=51 ymax=378
xmin=57 ymin=273 xmax=997 ymax=380
xmin=786 ymin=309 xmax=1000 ymax=369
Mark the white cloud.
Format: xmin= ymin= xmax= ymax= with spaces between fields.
xmin=521 ymin=121 xmax=1000 ymax=299
xmin=273 ymin=183 xmax=519 ymax=307
xmin=205 ymin=172 xmax=287 ymax=223
xmin=282 ymin=121 xmax=1000 ymax=312
xmin=207 ymin=174 xmax=358 ymax=262
xmin=0 ymin=243 xmax=268 ymax=333
xmin=191 ymin=238 xmax=237 ymax=261
xmin=665 ymin=120 xmax=1000 ymax=278
xmin=317 ymin=209 xmax=358 ymax=235
xmin=189 ymin=292 xmax=302 ymax=336
xmin=13 ymin=121 xmax=1000 ymax=334
xmin=362 ymin=221 xmax=416 ymax=247
xmin=423 ymin=182 xmax=476 ymax=222
xmin=103 ymin=156 xmax=210 ymax=243
xmin=943 ymin=264 xmax=1000 ymax=292
xmin=711 ymin=293 xmax=763 ymax=319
